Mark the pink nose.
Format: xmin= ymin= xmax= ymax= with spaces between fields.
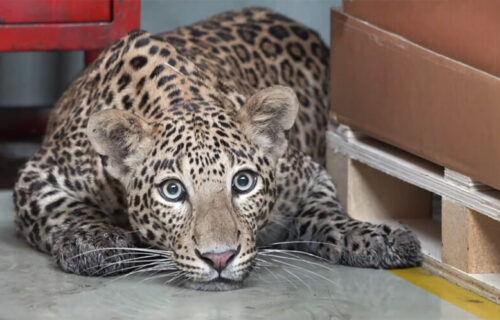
xmin=198 ymin=250 xmax=237 ymax=272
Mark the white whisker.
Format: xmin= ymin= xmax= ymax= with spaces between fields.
xmin=280 ymin=265 xmax=313 ymax=291
xmin=259 ymin=248 xmax=331 ymax=263
xmin=259 ymin=252 xmax=333 ymax=271
xmin=67 ymin=247 xmax=172 ymax=261
xmin=141 ymin=270 xmax=182 ymax=283
xmin=268 ymin=257 xmax=338 ymax=287
xmin=164 ymin=271 xmax=186 ymax=285
xmin=261 ymin=240 xmax=339 ymax=249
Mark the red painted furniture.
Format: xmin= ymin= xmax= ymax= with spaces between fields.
xmin=0 ymin=0 xmax=141 ymax=139
xmin=0 ymin=0 xmax=140 ymax=64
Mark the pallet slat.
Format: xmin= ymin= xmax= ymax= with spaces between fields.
xmin=327 ymin=125 xmax=500 ymax=223
xmin=327 ymin=125 xmax=500 ymax=303
xmin=444 ymin=169 xmax=494 ymax=191
xmin=442 ymin=198 xmax=500 ymax=274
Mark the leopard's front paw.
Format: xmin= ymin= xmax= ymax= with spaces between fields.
xmin=52 ymin=228 xmax=135 ymax=276
xmin=385 ymin=226 xmax=423 ymax=268
xmin=340 ymin=223 xmax=423 ymax=269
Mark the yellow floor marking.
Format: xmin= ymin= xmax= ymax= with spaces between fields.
xmin=390 ymin=267 xmax=500 ymax=320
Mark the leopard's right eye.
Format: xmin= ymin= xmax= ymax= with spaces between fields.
xmin=232 ymin=170 xmax=258 ymax=194
xmin=158 ymin=179 xmax=186 ymax=202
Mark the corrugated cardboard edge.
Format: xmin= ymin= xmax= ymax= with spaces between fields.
xmin=330 ymin=9 xmax=500 ymax=190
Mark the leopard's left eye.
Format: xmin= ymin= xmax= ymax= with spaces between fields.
xmin=158 ymin=179 xmax=186 ymax=202
xmin=232 ymin=170 xmax=257 ymax=194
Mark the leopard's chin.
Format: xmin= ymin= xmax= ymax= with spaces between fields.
xmin=182 ymin=278 xmax=244 ymax=291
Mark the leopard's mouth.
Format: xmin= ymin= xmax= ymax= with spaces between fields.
xmin=181 ymin=277 xmax=244 ymax=291
xmin=169 ymin=249 xmax=255 ymax=291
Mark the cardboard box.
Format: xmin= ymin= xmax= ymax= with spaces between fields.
xmin=343 ymin=0 xmax=500 ymax=77
xmin=330 ymin=10 xmax=500 ymax=190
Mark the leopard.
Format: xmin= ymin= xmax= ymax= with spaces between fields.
xmin=13 ymin=8 xmax=422 ymax=291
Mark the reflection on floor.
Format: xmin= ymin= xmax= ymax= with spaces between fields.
xmin=0 ymin=191 xmax=492 ymax=320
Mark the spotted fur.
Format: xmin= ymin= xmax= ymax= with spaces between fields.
xmin=14 ymin=8 xmax=421 ymax=291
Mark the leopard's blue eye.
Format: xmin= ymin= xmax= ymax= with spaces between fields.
xmin=159 ymin=179 xmax=186 ymax=202
xmin=232 ymin=171 xmax=257 ymax=194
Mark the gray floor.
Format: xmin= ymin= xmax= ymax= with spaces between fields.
xmin=0 ymin=191 xmax=478 ymax=320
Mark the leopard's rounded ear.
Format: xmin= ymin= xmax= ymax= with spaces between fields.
xmin=237 ymin=86 xmax=299 ymax=160
xmin=87 ymin=109 xmax=154 ymax=185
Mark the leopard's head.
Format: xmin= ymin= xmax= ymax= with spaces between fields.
xmin=87 ymin=75 xmax=299 ymax=291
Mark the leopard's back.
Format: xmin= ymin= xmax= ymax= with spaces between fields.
xmin=158 ymin=7 xmax=330 ymax=163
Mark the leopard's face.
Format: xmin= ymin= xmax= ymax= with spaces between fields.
xmin=127 ymin=113 xmax=277 ymax=290
xmin=87 ymin=86 xmax=299 ymax=290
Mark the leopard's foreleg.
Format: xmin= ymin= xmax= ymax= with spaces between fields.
xmin=273 ymin=149 xmax=422 ymax=268
xmin=14 ymin=161 xmax=136 ymax=276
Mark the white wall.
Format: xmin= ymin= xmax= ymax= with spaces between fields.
xmin=0 ymin=0 xmax=340 ymax=108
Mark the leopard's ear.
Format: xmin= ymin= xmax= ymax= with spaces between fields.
xmin=87 ymin=109 xmax=154 ymax=185
xmin=237 ymin=86 xmax=299 ymax=160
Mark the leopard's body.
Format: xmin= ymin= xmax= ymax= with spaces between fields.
xmin=14 ymin=8 xmax=421 ymax=291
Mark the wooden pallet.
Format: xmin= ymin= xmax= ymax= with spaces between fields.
xmin=326 ymin=124 xmax=500 ymax=304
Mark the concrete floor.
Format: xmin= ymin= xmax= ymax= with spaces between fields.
xmin=0 ymin=191 xmax=479 ymax=320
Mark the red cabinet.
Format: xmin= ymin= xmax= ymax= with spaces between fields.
xmin=0 ymin=0 xmax=112 ymax=24
xmin=0 ymin=0 xmax=141 ymax=139
xmin=0 ymin=0 xmax=140 ymax=64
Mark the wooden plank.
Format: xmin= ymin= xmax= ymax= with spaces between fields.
xmin=362 ymin=217 xmax=500 ymax=304
xmin=327 ymin=125 xmax=500 ymax=303
xmin=327 ymin=126 xmax=500 ymax=223
xmin=348 ymin=160 xmax=432 ymax=220
xmin=442 ymin=199 xmax=470 ymax=272
xmin=444 ymin=169 xmax=494 ymax=191
xmin=424 ymin=257 xmax=500 ymax=305
xmin=327 ymin=125 xmax=438 ymax=222
xmin=326 ymin=136 xmax=432 ymax=220
xmin=443 ymin=198 xmax=500 ymax=273
xmin=363 ymin=217 xmax=500 ymax=303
